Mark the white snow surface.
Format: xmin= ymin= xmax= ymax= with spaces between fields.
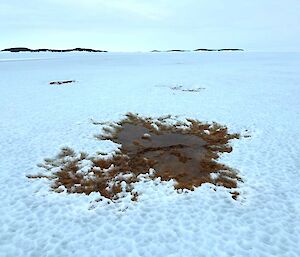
xmin=0 ymin=52 xmax=299 ymax=256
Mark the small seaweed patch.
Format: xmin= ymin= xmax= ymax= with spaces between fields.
xmin=170 ymin=85 xmax=205 ymax=92
xmin=28 ymin=113 xmax=241 ymax=201
xmin=155 ymin=84 xmax=205 ymax=93
xmin=49 ymin=80 xmax=75 ymax=85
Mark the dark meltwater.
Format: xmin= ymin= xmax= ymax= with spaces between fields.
xmin=28 ymin=113 xmax=241 ymax=200
xmin=117 ymin=124 xmax=212 ymax=189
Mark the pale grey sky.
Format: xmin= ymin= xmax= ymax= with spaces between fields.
xmin=1 ymin=0 xmax=300 ymax=51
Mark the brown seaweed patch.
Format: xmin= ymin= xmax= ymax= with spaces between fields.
xmin=28 ymin=113 xmax=241 ymax=200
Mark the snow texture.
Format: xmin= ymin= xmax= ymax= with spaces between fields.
xmin=0 ymin=51 xmax=299 ymax=256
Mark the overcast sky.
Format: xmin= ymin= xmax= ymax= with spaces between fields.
xmin=1 ymin=0 xmax=300 ymax=51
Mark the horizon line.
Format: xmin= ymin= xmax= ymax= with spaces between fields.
xmin=1 ymin=47 xmax=245 ymax=53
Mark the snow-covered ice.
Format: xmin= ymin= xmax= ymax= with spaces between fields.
xmin=0 ymin=51 xmax=299 ymax=256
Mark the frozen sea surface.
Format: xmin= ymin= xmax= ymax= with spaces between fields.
xmin=0 ymin=52 xmax=299 ymax=256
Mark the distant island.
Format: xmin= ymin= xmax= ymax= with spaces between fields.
xmin=152 ymin=48 xmax=244 ymax=52
xmin=194 ymin=48 xmax=244 ymax=51
xmin=1 ymin=47 xmax=108 ymax=53
xmin=1 ymin=47 xmax=244 ymax=53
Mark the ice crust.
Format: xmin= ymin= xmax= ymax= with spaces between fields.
xmin=0 ymin=52 xmax=299 ymax=256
